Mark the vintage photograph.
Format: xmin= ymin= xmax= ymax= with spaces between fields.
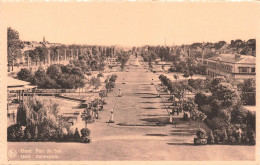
xmin=1 ymin=1 xmax=258 ymax=162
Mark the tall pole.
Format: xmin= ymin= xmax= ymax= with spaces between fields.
xmin=76 ymin=49 xmax=79 ymax=59
xmin=57 ymin=50 xmax=60 ymax=64
xmin=27 ymin=52 xmax=30 ymax=67
xmin=27 ymin=89 xmax=29 ymax=106
xmin=202 ymin=47 xmax=204 ymax=60
xmin=70 ymin=49 xmax=73 ymax=60
xmin=22 ymin=90 xmax=24 ymax=105
xmin=48 ymin=49 xmax=51 ymax=66
xmin=64 ymin=49 xmax=67 ymax=61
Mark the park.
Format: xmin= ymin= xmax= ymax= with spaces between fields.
xmin=7 ymin=54 xmax=255 ymax=161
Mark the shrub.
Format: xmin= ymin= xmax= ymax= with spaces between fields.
xmin=211 ymin=82 xmax=240 ymax=108
xmin=210 ymin=99 xmax=222 ymax=117
xmin=246 ymin=111 xmax=256 ymax=132
xmin=7 ymin=124 xmax=21 ymax=141
xmin=80 ymin=136 xmax=91 ymax=143
xmin=8 ymin=97 xmax=71 ymax=142
xmin=218 ymin=109 xmax=231 ymax=123
xmin=222 ymin=128 xmax=229 ymax=144
xmin=183 ymin=112 xmax=188 ymax=120
xmin=17 ymin=68 xmax=33 ymax=82
xmin=109 ymin=74 xmax=118 ymax=82
xmin=168 ymin=67 xmax=176 ymax=72
xmin=207 ymin=130 xmax=214 ymax=144
xmin=213 ymin=129 xmax=224 ymax=143
xmin=65 ymin=132 xmax=74 ymax=141
xmin=183 ymin=70 xmax=189 ymax=78
xmin=194 ymin=92 xmax=208 ymax=108
xmin=24 ymin=129 xmax=32 ymax=141
xmin=229 ymin=135 xmax=236 ymax=144
xmin=210 ymin=117 xmax=227 ymax=130
xmin=73 ymin=128 xmax=80 ymax=141
xmin=196 ymin=128 xmax=207 ymax=139
xmin=80 ymin=128 xmax=91 ymax=137
xmin=226 ymin=125 xmax=238 ymax=144
xmin=247 ymin=128 xmax=255 ymax=145
xmin=231 ymin=106 xmax=247 ymax=124
xmin=240 ymin=79 xmax=256 ymax=105
xmin=200 ymin=105 xmax=212 ymax=117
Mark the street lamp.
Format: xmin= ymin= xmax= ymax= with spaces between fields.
xmin=108 ymin=108 xmax=114 ymax=123
xmin=118 ymin=88 xmax=122 ymax=97
xmin=157 ymin=89 xmax=160 ymax=97
xmin=169 ymin=111 xmax=173 ymax=123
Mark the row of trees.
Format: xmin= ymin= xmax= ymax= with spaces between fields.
xmin=105 ymin=74 xmax=118 ymax=92
xmin=22 ymin=45 xmax=115 ymax=68
xmin=158 ymin=74 xmax=207 ymax=128
xmin=116 ymin=51 xmax=130 ymax=70
xmin=159 ymin=74 xmax=195 ymax=99
xmin=140 ymin=45 xmax=206 ymax=75
xmin=139 ymin=39 xmax=255 ymax=75
xmin=7 ymin=27 xmax=118 ymax=71
xmin=17 ymin=64 xmax=86 ymax=89
xmin=82 ymin=98 xmax=107 ymax=127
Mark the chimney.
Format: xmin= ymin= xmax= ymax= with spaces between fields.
xmin=235 ymin=54 xmax=241 ymax=60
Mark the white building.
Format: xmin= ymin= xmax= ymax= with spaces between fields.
xmin=205 ymin=54 xmax=255 ymax=83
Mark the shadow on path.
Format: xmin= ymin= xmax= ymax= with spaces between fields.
xmin=134 ymin=93 xmax=156 ymax=95
xmin=140 ymin=117 xmax=169 ymax=123
xmin=142 ymin=107 xmax=159 ymax=110
xmin=141 ymin=96 xmax=158 ymax=99
xmin=138 ymin=114 xmax=169 ymax=117
xmin=139 ymin=101 xmax=157 ymax=104
xmin=146 ymin=134 xmax=168 ymax=136
xmin=167 ymin=143 xmax=194 ymax=146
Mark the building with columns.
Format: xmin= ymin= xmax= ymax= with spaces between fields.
xmin=205 ymin=54 xmax=255 ymax=83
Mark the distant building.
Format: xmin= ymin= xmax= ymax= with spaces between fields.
xmin=22 ymin=36 xmax=62 ymax=53
xmin=205 ymin=54 xmax=255 ymax=82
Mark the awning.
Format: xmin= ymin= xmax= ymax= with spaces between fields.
xmin=8 ymin=85 xmax=37 ymax=91
xmin=7 ymin=86 xmax=25 ymax=91
xmin=7 ymin=77 xmax=37 ymax=91
xmin=7 ymin=77 xmax=30 ymax=87
xmin=23 ymin=85 xmax=37 ymax=89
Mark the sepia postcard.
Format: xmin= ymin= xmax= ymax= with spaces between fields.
xmin=0 ymin=1 xmax=259 ymax=164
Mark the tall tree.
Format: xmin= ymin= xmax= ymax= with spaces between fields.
xmin=35 ymin=46 xmax=48 ymax=65
xmin=29 ymin=49 xmax=40 ymax=66
xmin=240 ymin=79 xmax=256 ymax=105
xmin=7 ymin=27 xmax=23 ymax=71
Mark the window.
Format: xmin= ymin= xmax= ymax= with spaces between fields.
xmin=239 ymin=67 xmax=248 ymax=73
xmin=251 ymin=68 xmax=255 ymax=73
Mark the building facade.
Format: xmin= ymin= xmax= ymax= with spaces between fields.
xmin=205 ymin=54 xmax=255 ymax=82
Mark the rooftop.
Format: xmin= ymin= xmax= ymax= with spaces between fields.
xmin=207 ymin=54 xmax=255 ymax=64
xmin=7 ymin=77 xmax=30 ymax=87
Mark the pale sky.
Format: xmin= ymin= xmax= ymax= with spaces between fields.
xmin=2 ymin=2 xmax=260 ymax=46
